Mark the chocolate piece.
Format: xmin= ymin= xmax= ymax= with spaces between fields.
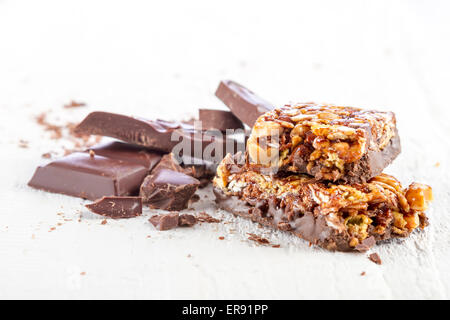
xmin=154 ymin=153 xmax=215 ymax=188
xmin=140 ymin=169 xmax=200 ymax=211
xmin=152 ymin=153 xmax=185 ymax=173
xmin=28 ymin=150 xmax=150 ymax=200
xmin=149 ymin=213 xmax=180 ymax=231
xmin=179 ymin=214 xmax=197 ymax=227
xmin=247 ymin=103 xmax=401 ymax=183
xmin=368 ymin=253 xmax=382 ymax=265
xmin=89 ymin=141 xmax=162 ymax=170
xmin=198 ymin=109 xmax=244 ymax=131
xmin=215 ymin=80 xmax=274 ymax=127
xmin=213 ymin=154 xmax=432 ymax=252
xmin=85 ymin=196 xmax=142 ymax=218
xmin=75 ymin=112 xmax=244 ymax=159
xmin=355 ymin=236 xmax=376 ymax=252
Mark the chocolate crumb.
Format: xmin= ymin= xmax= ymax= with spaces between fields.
xmin=197 ymin=211 xmax=221 ymax=223
xmin=80 ymin=272 xmax=86 ymax=276
xmin=89 ymin=149 xmax=95 ymax=158
xmin=64 ymin=100 xmax=86 ymax=108
xmin=247 ymin=233 xmax=270 ymax=245
xmin=41 ymin=152 xmax=52 ymax=159
xmin=361 ymin=271 xmax=366 ymax=276
xmin=18 ymin=140 xmax=29 ymax=148
xmin=272 ymin=244 xmax=281 ymax=248
xmin=101 ymin=219 xmax=107 ymax=225
xmin=218 ymin=236 xmax=225 ymax=240
xmin=368 ymin=253 xmax=382 ymax=265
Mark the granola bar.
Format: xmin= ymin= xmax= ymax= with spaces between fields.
xmin=246 ymin=103 xmax=400 ymax=183
xmin=213 ymin=154 xmax=432 ymax=252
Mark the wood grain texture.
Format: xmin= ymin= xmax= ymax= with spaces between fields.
xmin=0 ymin=0 xmax=449 ymax=299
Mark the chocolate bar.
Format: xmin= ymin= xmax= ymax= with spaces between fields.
xmin=215 ymin=80 xmax=274 ymax=127
xmin=75 ymin=111 xmax=244 ymax=159
xmin=140 ymin=168 xmax=200 ymax=211
xmin=28 ymin=142 xmax=161 ymax=200
xmin=246 ymin=103 xmax=401 ymax=183
xmin=213 ymin=154 xmax=432 ymax=252
xmin=86 ymin=196 xmax=142 ymax=218
xmin=198 ymin=109 xmax=244 ymax=131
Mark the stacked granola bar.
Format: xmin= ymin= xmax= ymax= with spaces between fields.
xmin=214 ymin=84 xmax=433 ymax=252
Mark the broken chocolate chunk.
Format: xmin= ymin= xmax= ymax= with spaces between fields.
xmin=154 ymin=153 xmax=215 ymax=188
xmin=140 ymin=169 xmax=200 ymax=211
xmin=215 ymin=80 xmax=274 ymax=127
xmin=85 ymin=196 xmax=142 ymax=218
xmin=178 ymin=214 xmax=197 ymax=227
xmin=368 ymin=253 xmax=382 ymax=265
xmin=198 ymin=109 xmax=244 ymax=132
xmin=149 ymin=213 xmax=180 ymax=231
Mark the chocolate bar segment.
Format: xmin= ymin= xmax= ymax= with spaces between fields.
xmin=75 ymin=111 xmax=245 ymax=161
xmin=215 ymin=80 xmax=274 ymax=127
xmin=213 ymin=154 xmax=432 ymax=252
xmin=247 ymin=103 xmax=401 ymax=183
xmin=28 ymin=147 xmax=154 ymax=200
xmin=198 ymin=109 xmax=244 ymax=131
xmin=88 ymin=141 xmax=162 ymax=170
xmin=140 ymin=169 xmax=200 ymax=211
xmin=75 ymin=112 xmax=188 ymax=153
xmin=86 ymin=196 xmax=142 ymax=218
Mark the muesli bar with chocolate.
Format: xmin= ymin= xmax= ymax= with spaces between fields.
xmin=247 ymin=103 xmax=400 ymax=183
xmin=213 ymin=154 xmax=432 ymax=252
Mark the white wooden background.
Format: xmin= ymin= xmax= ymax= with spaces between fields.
xmin=0 ymin=0 xmax=449 ymax=299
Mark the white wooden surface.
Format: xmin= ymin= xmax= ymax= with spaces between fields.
xmin=0 ymin=0 xmax=449 ymax=299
